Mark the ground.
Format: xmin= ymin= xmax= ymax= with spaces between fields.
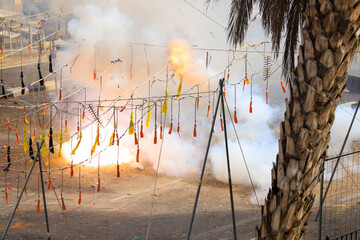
xmin=0 ymin=163 xmax=262 ymax=240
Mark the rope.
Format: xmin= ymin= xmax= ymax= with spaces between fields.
xmin=223 ymin=97 xmax=260 ymax=206
xmin=145 ymin=103 xmax=168 ymax=240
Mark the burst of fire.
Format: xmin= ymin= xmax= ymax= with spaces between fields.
xmin=169 ymin=40 xmax=193 ymax=77
xmin=62 ymin=123 xmax=133 ymax=167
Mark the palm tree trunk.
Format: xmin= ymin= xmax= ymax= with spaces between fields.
xmin=257 ymin=1 xmax=360 ymax=239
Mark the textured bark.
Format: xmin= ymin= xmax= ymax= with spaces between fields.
xmin=256 ymin=0 xmax=360 ymax=239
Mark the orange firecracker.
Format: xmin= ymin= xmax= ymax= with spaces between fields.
xmin=24 ymin=114 xmax=29 ymax=124
xmin=220 ymin=116 xmax=224 ymax=131
xmin=117 ymin=163 xmax=120 ymax=178
xmin=36 ymin=198 xmax=40 ymax=213
xmin=42 ymin=104 xmax=46 ymax=115
xmin=82 ymin=110 xmax=85 ymax=122
xmin=98 ymin=100 xmax=104 ymax=111
xmin=16 ymin=131 xmax=20 ymax=145
xmin=0 ymin=44 xmax=4 ymax=58
xmin=97 ymin=177 xmax=100 ymax=192
xmin=61 ymin=195 xmax=66 ymax=210
xmin=24 ymin=187 xmax=28 ymax=199
xmin=134 ymin=133 xmax=138 ymax=145
xmin=154 ymin=128 xmax=157 ymax=144
xmin=136 ymin=147 xmax=140 ymax=163
xmin=160 ymin=125 xmax=163 ymax=139
xmin=78 ymin=190 xmax=82 ymax=205
xmin=70 ymin=165 xmax=74 ymax=177
xmin=243 ymin=73 xmax=249 ymax=91
xmin=65 ymin=119 xmax=68 ymax=132
xmin=234 ymin=110 xmax=238 ymax=123
xmin=249 ymin=101 xmax=253 ymax=113
xmin=266 ymin=90 xmax=269 ymax=104
xmin=5 ymin=191 xmax=8 ymax=205
xmin=59 ymin=88 xmax=62 ymax=101
xmin=32 ymin=126 xmax=36 ymax=141
xmin=7 ymin=118 xmax=12 ymax=131
xmin=177 ymin=123 xmax=180 ymax=136
xmin=47 ymin=177 xmax=51 ymax=190
xmin=207 ymin=104 xmax=210 ymax=118
xmin=193 ymin=123 xmax=197 ymax=137
xmin=168 ymin=122 xmax=173 ymax=135
xmin=140 ymin=124 xmax=144 ymax=138
xmin=281 ymin=80 xmax=286 ymax=93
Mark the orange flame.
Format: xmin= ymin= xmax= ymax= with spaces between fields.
xmin=169 ymin=40 xmax=192 ymax=77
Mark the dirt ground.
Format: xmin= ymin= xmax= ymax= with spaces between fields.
xmin=0 ymin=162 xmax=262 ymax=240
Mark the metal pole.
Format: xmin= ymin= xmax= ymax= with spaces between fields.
xmin=220 ymin=80 xmax=237 ymax=240
xmin=316 ymin=97 xmax=360 ymax=221
xmin=318 ymin=162 xmax=324 ymax=240
xmin=36 ymin=142 xmax=51 ymax=240
xmin=187 ymin=79 xmax=223 ymax=240
xmin=1 ymin=140 xmax=44 ymax=240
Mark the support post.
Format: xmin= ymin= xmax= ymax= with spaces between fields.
xmin=220 ymin=80 xmax=237 ymax=240
xmin=316 ymin=97 xmax=360 ymax=221
xmin=36 ymin=142 xmax=51 ymax=240
xmin=187 ymin=78 xmax=237 ymax=240
xmin=318 ymin=162 xmax=324 ymax=240
xmin=187 ymin=79 xmax=222 ymax=240
xmin=1 ymin=140 xmax=44 ymax=240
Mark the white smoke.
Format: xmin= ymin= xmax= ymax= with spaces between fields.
xmin=59 ymin=1 xmax=281 ymax=205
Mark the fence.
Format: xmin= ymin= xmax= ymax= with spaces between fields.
xmin=319 ymin=151 xmax=360 ymax=240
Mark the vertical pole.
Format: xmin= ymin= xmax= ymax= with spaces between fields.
xmin=1 ymin=140 xmax=44 ymax=240
xmin=316 ymin=97 xmax=360 ymax=220
xmin=220 ymin=79 xmax=237 ymax=240
xmin=187 ymin=79 xmax=223 ymax=240
xmin=318 ymin=161 xmax=324 ymax=240
xmin=36 ymin=142 xmax=51 ymax=240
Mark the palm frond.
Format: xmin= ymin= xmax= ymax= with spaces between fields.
xmin=207 ymin=0 xmax=306 ymax=83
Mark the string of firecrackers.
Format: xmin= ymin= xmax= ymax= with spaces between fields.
xmin=0 ymin=48 xmax=131 ymax=128
xmin=0 ymin=50 xmax=74 ymax=102
xmin=1 ymin=40 xmax=283 ymax=168
xmin=0 ymin=39 xmax=272 ymax=122
xmin=0 ymin=31 xmax=59 ymax=60
xmin=0 ymin=90 xmax=218 ymax=170
xmin=1 ymin=102 xmax=156 ymax=173
xmin=0 ymin=42 xmax=260 ymax=145
xmin=0 ymin=52 xmax=129 ymax=167
xmin=0 ymin=44 xmax=283 ymax=130
xmin=0 ymin=59 xmax=182 ymax=167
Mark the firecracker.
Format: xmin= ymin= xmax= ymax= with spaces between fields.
xmin=32 ymin=125 xmax=36 ymax=141
xmin=49 ymin=127 xmax=54 ymax=154
xmin=20 ymin=71 xmax=25 ymax=95
xmin=281 ymin=79 xmax=286 ymax=93
xmin=176 ymin=75 xmax=183 ymax=98
xmin=23 ymin=125 xmax=27 ymax=153
xmin=16 ymin=131 xmax=20 ymax=145
xmin=72 ymin=131 xmax=82 ymax=155
xmin=58 ymin=132 xmax=63 ymax=158
xmin=7 ymin=117 xmax=12 ymax=131
xmin=129 ymin=112 xmax=134 ymax=135
xmin=146 ymin=102 xmax=151 ymax=127
xmin=161 ymin=88 xmax=169 ymax=113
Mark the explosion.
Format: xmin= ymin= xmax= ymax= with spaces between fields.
xmin=169 ymin=40 xmax=193 ymax=77
xmin=61 ymin=123 xmax=133 ymax=167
